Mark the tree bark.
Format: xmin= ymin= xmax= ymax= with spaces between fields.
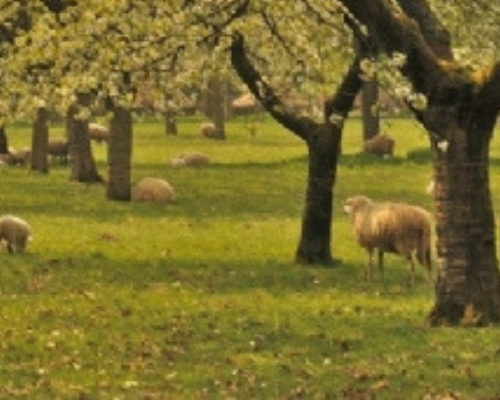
xmin=30 ymin=108 xmax=50 ymax=173
xmin=67 ymin=103 xmax=102 ymax=183
xmin=0 ymin=127 xmax=8 ymax=154
xmin=429 ymin=111 xmax=500 ymax=326
xmin=164 ymin=92 xmax=178 ymax=135
xmin=107 ymin=105 xmax=133 ymax=201
xmin=361 ymin=79 xmax=380 ymax=141
xmin=203 ymin=75 xmax=226 ymax=140
xmin=296 ymin=124 xmax=340 ymax=263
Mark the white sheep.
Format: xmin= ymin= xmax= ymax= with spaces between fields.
xmin=199 ymin=122 xmax=217 ymax=139
xmin=363 ymin=133 xmax=395 ymax=157
xmin=0 ymin=215 xmax=31 ymax=253
xmin=170 ymin=152 xmax=210 ymax=168
xmin=88 ymin=123 xmax=110 ymax=144
xmin=132 ymin=177 xmax=175 ymax=204
xmin=343 ymin=195 xmax=432 ymax=285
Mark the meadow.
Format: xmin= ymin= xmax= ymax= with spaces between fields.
xmin=0 ymin=115 xmax=499 ymax=398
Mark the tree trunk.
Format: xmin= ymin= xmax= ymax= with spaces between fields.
xmin=67 ymin=104 xmax=102 ymax=183
xmin=204 ymin=75 xmax=226 ymax=140
xmin=361 ymin=78 xmax=380 ymax=141
xmin=107 ymin=105 xmax=133 ymax=201
xmin=428 ymin=111 xmax=500 ymax=326
xmin=30 ymin=108 xmax=50 ymax=173
xmin=0 ymin=126 xmax=8 ymax=154
xmin=295 ymin=124 xmax=340 ymax=264
xmin=164 ymin=93 xmax=178 ymax=135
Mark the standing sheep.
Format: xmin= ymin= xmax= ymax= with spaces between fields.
xmin=0 ymin=215 xmax=31 ymax=253
xmin=343 ymin=195 xmax=432 ymax=285
xmin=48 ymin=139 xmax=69 ymax=165
xmin=88 ymin=123 xmax=110 ymax=144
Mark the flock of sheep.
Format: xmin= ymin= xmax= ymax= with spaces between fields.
xmin=2 ymin=123 xmax=433 ymax=287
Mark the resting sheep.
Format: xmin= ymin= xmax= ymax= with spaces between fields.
xmin=363 ymin=133 xmax=395 ymax=157
xmin=0 ymin=215 xmax=31 ymax=253
xmin=88 ymin=123 xmax=110 ymax=144
xmin=170 ymin=152 xmax=210 ymax=168
xmin=199 ymin=122 xmax=217 ymax=139
xmin=132 ymin=177 xmax=176 ymax=204
xmin=343 ymin=195 xmax=432 ymax=285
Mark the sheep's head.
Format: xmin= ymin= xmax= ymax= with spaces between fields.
xmin=343 ymin=196 xmax=372 ymax=216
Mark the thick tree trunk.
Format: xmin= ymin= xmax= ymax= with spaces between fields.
xmin=0 ymin=126 xmax=8 ymax=154
xmin=67 ymin=105 xmax=102 ymax=183
xmin=428 ymin=113 xmax=500 ymax=326
xmin=295 ymin=124 xmax=340 ymax=264
xmin=361 ymin=79 xmax=380 ymax=141
xmin=30 ymin=108 xmax=50 ymax=173
xmin=107 ymin=105 xmax=133 ymax=201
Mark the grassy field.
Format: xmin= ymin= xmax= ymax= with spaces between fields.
xmin=1 ymin=115 xmax=499 ymax=398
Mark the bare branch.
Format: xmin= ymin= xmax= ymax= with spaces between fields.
xmin=230 ymin=33 xmax=312 ymax=140
xmin=324 ymin=55 xmax=363 ymax=120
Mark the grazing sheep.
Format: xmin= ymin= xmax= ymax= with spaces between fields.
xmin=170 ymin=152 xmax=210 ymax=168
xmin=199 ymin=122 xmax=217 ymax=139
xmin=343 ymin=195 xmax=432 ymax=285
xmin=48 ymin=139 xmax=69 ymax=164
xmin=9 ymin=147 xmax=31 ymax=166
xmin=132 ymin=177 xmax=175 ymax=204
xmin=88 ymin=123 xmax=109 ymax=144
xmin=0 ymin=215 xmax=31 ymax=253
xmin=0 ymin=153 xmax=14 ymax=166
xmin=363 ymin=133 xmax=395 ymax=157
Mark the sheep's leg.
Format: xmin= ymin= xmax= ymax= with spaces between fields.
xmin=366 ymin=249 xmax=374 ymax=281
xmin=7 ymin=243 xmax=14 ymax=253
xmin=378 ymin=250 xmax=385 ymax=282
xmin=408 ymin=254 xmax=416 ymax=287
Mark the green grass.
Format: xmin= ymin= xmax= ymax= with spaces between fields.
xmin=0 ymin=115 xmax=499 ymax=398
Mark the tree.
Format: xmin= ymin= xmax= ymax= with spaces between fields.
xmin=30 ymin=108 xmax=49 ymax=173
xmin=67 ymin=95 xmax=102 ymax=182
xmin=182 ymin=0 xmax=365 ymax=263
xmin=337 ymin=0 xmax=500 ymax=325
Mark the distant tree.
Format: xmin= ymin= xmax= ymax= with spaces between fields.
xmin=30 ymin=108 xmax=49 ymax=173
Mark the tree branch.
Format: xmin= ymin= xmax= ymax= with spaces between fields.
xmin=337 ymin=0 xmax=460 ymax=96
xmin=230 ymin=33 xmax=312 ymax=141
xmin=324 ymin=54 xmax=363 ymax=121
xmin=476 ymin=62 xmax=500 ymax=112
xmin=395 ymin=0 xmax=453 ymax=61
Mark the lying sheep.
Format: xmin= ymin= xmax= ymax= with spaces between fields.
xmin=0 ymin=215 xmax=31 ymax=253
xmin=170 ymin=152 xmax=210 ymax=168
xmin=88 ymin=123 xmax=110 ymax=144
xmin=48 ymin=139 xmax=69 ymax=165
xmin=200 ymin=122 xmax=217 ymax=139
xmin=132 ymin=177 xmax=176 ymax=204
xmin=363 ymin=133 xmax=395 ymax=157
xmin=343 ymin=195 xmax=432 ymax=285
